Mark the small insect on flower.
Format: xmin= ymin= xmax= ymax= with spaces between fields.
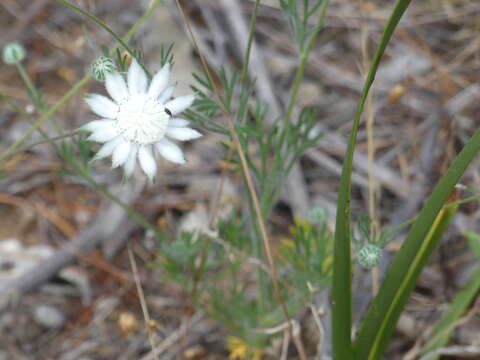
xmin=81 ymin=59 xmax=202 ymax=182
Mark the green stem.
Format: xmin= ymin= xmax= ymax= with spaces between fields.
xmin=240 ymin=0 xmax=261 ymax=84
xmin=70 ymin=159 xmax=162 ymax=238
xmin=283 ymin=0 xmax=329 ymax=134
xmin=0 ymin=93 xmax=61 ymax=153
xmin=445 ymin=192 xmax=480 ymax=208
xmin=57 ymin=0 xmax=151 ymax=78
xmin=238 ymin=0 xmax=268 ymax=313
xmin=257 ymin=1 xmax=330 ymax=216
xmin=15 ymin=63 xmax=63 ymax=134
xmin=15 ymin=63 xmax=41 ymax=108
xmin=0 ymin=76 xmax=90 ymax=164
xmin=9 ymin=130 xmax=83 ymax=158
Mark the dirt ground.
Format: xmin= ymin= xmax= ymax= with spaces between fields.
xmin=1 ymin=0 xmax=480 ymax=359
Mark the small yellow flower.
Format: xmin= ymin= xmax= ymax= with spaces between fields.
xmin=280 ymin=237 xmax=295 ymax=249
xmin=288 ymin=216 xmax=314 ymax=237
xmin=226 ymin=336 xmax=263 ymax=360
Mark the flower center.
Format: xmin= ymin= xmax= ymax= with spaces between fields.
xmin=115 ymin=95 xmax=170 ymax=145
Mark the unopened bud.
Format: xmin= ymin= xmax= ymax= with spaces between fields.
xmin=357 ymin=243 xmax=382 ymax=268
xmin=90 ymin=56 xmax=116 ymax=81
xmin=2 ymin=42 xmax=26 ymax=65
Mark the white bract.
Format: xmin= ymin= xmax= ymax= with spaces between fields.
xmin=82 ymin=59 xmax=201 ymax=182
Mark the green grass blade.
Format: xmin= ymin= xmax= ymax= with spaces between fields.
xmin=464 ymin=231 xmax=480 ymax=259
xmin=420 ymin=266 xmax=480 ymax=360
xmin=332 ymin=0 xmax=412 ymax=358
xmin=355 ymin=128 xmax=480 ymax=359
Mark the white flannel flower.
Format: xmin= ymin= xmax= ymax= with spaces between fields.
xmin=82 ymin=59 xmax=201 ymax=182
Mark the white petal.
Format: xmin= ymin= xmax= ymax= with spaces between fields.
xmin=88 ymin=127 xmax=119 ymax=143
xmin=111 ymin=140 xmax=132 ymax=168
xmin=157 ymin=85 xmax=175 ymax=104
xmin=80 ymin=119 xmax=115 ymax=132
xmin=93 ymin=136 xmax=124 ymax=161
xmin=85 ymin=94 xmax=118 ymax=118
xmin=124 ymin=144 xmax=138 ymax=178
xmin=169 ymin=118 xmax=189 ymax=127
xmin=166 ymin=127 xmax=202 ymax=141
xmin=127 ymin=59 xmax=148 ymax=96
xmin=155 ymin=138 xmax=185 ymax=164
xmin=138 ymin=145 xmax=157 ymax=182
xmin=164 ymin=95 xmax=195 ymax=115
xmin=105 ymin=72 xmax=129 ymax=104
xmin=148 ymin=63 xmax=170 ymax=99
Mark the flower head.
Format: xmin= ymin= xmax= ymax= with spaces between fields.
xmin=82 ymin=59 xmax=201 ymax=182
xmin=2 ymin=42 xmax=26 ymax=65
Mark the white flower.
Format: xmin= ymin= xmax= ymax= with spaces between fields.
xmin=82 ymin=59 xmax=201 ymax=182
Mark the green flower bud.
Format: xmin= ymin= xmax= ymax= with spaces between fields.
xmin=90 ymin=56 xmax=116 ymax=81
xmin=357 ymin=243 xmax=382 ymax=268
xmin=2 ymin=42 xmax=26 ymax=65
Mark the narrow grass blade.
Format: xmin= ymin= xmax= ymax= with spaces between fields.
xmin=332 ymin=0 xmax=412 ymax=358
xmin=420 ymin=266 xmax=480 ymax=360
xmin=464 ymin=230 xmax=480 ymax=259
xmin=355 ymin=128 xmax=480 ymax=360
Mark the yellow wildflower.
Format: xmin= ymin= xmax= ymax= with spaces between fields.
xmin=226 ymin=336 xmax=264 ymax=360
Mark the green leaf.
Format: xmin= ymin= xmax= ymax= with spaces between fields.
xmin=355 ymin=125 xmax=480 ymax=359
xmin=464 ymin=231 xmax=480 ymax=259
xmin=420 ymin=266 xmax=480 ymax=360
xmin=100 ymin=44 xmax=109 ymax=57
xmin=332 ymin=0 xmax=413 ymax=358
xmin=160 ymin=42 xmax=175 ymax=66
xmin=356 ymin=215 xmax=371 ymax=244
